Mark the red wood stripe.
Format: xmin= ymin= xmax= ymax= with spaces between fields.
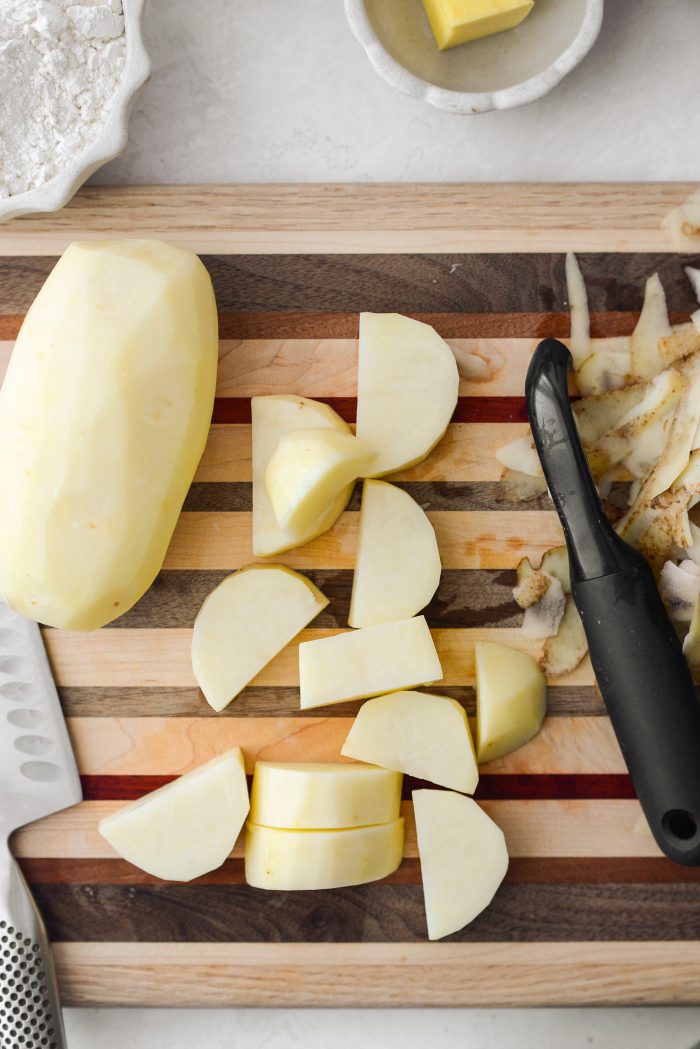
xmin=18 ymin=856 xmax=700 ymax=887
xmin=79 ymin=773 xmax=636 ymax=803
xmin=211 ymin=396 xmax=530 ymax=425
xmin=1 ymin=311 xmax=690 ymax=342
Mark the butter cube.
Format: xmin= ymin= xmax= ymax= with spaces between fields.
xmin=422 ymin=0 xmax=534 ymax=51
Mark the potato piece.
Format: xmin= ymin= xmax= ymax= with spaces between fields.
xmin=265 ymin=428 xmax=374 ymax=540
xmin=99 ymin=750 xmax=248 ymax=882
xmin=521 ymin=576 xmax=566 ymax=640
xmin=495 ymin=435 xmax=543 ymax=478
xmin=245 ymin=819 xmax=404 ymax=890
xmin=575 ymin=338 xmax=632 ymax=396
xmin=250 ymin=762 xmax=402 ymax=829
xmin=0 ymin=240 xmax=218 ymax=630
xmin=572 ymin=382 xmax=648 ymax=447
xmin=630 ymin=273 xmax=672 ymax=380
xmin=565 ymin=251 xmax=590 ymax=369
xmin=540 ymin=595 xmax=589 ymax=677
xmin=514 ymin=545 xmax=570 ymax=608
xmin=413 ymin=790 xmax=508 ymax=940
xmin=356 ymin=313 xmax=459 ymax=476
xmin=341 ymin=690 xmax=478 ymax=794
xmin=299 ymin=616 xmax=442 ymax=709
xmin=498 ymin=468 xmax=548 ymax=503
xmin=349 ymin=480 xmax=441 ymax=628
xmin=659 ymin=324 xmax=700 ymax=366
xmin=584 ymin=367 xmax=686 ymax=481
xmin=252 ymin=395 xmax=353 ymax=557
xmin=474 ymin=640 xmax=547 ymax=763
xmin=192 ymin=565 xmax=328 ymax=711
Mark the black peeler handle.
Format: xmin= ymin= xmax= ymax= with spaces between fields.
xmin=526 ymin=338 xmax=700 ymax=866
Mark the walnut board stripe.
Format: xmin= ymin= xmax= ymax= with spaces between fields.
xmin=45 ymin=626 xmax=591 ymax=688
xmin=1 ymin=183 xmax=699 ymax=254
xmin=30 ymin=884 xmax=700 ymax=945
xmin=111 ymin=568 xmax=522 ymax=629
xmin=58 ymin=683 xmax=605 ymax=717
xmin=5 ymin=184 xmax=700 ymax=1006
xmin=50 ymin=940 xmax=700 ymax=1007
xmin=12 ymin=800 xmax=657 ymax=860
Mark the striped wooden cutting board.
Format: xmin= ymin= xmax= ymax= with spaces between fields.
xmin=4 ymin=184 xmax=700 ymax=1007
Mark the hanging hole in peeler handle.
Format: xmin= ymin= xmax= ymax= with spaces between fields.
xmin=662 ymin=809 xmax=699 ymax=845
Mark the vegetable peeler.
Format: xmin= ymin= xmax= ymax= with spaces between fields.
xmin=526 ymin=337 xmax=700 ymax=866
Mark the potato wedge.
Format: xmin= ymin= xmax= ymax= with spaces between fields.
xmin=475 ymin=640 xmax=547 ymax=762
xmin=299 ymin=616 xmax=442 ymax=709
xmin=252 ymin=395 xmax=353 ymax=557
xmin=341 ymin=690 xmax=478 ymax=795
xmin=349 ymin=480 xmax=441 ymax=628
xmin=356 ymin=313 xmax=459 ymax=476
xmin=413 ymin=790 xmax=508 ymax=940
xmin=192 ymin=565 xmax=328 ymax=711
xmin=99 ymin=750 xmax=249 ymax=882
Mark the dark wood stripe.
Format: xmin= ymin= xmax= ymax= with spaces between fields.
xmin=60 ymin=684 xmax=604 ymax=717
xmin=210 ymin=396 xmax=532 ymax=425
xmin=78 ymin=774 xmax=634 ymax=803
xmin=113 ymin=568 xmax=522 ymax=630
xmin=183 ymin=481 xmax=552 ymax=514
xmin=21 ymin=857 xmax=700 ymax=888
xmin=1 ymin=310 xmax=695 ymax=344
xmin=3 ymin=253 xmax=698 ymax=314
xmin=33 ymin=883 xmax=700 ymax=942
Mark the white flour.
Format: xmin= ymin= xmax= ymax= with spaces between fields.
xmin=0 ymin=0 xmax=126 ymax=198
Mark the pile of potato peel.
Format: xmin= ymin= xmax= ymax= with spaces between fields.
xmin=498 ymin=255 xmax=700 ymax=680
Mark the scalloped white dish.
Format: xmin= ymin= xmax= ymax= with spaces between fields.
xmin=0 ymin=0 xmax=151 ymax=223
xmin=345 ymin=0 xmax=604 ymax=115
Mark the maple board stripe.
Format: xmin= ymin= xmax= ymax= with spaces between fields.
xmin=12 ymin=799 xmax=659 ymax=860
xmin=45 ymin=626 xmax=589 ymax=688
xmin=78 ymin=773 xmax=636 ymax=803
xmin=22 ymin=856 xmax=700 ymax=888
xmin=63 ymin=716 xmax=623 ymax=776
xmin=160 ymin=510 xmax=565 ymax=571
xmin=30 ymin=883 xmax=700 ymax=944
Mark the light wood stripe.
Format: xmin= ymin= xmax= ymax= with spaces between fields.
xmin=1 ymin=184 xmax=692 ymax=255
xmin=162 ymin=511 xmax=564 ymax=570
xmin=62 ymin=715 xmax=620 ymax=776
xmin=52 ymin=941 xmax=700 ymax=1006
xmin=196 ymin=422 xmax=529 ymax=483
xmin=12 ymin=799 xmax=655 ymax=860
xmin=45 ymin=626 xmax=591 ymax=688
xmin=0 ymin=339 xmax=536 ymax=398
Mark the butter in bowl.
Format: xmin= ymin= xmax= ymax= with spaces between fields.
xmin=344 ymin=0 xmax=604 ymax=114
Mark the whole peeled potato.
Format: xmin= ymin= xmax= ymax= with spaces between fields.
xmin=0 ymin=239 xmax=218 ymax=630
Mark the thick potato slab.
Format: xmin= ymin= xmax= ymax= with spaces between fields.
xmin=250 ymin=762 xmax=402 ymax=829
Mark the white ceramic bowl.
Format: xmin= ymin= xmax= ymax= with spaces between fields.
xmin=0 ymin=0 xmax=151 ymax=223
xmin=345 ymin=0 xmax=604 ymax=115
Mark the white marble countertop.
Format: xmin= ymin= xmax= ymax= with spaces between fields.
xmin=77 ymin=0 xmax=700 ymax=1045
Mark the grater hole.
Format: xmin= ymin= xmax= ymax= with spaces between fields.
xmin=0 ymin=925 xmax=59 ymax=1046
